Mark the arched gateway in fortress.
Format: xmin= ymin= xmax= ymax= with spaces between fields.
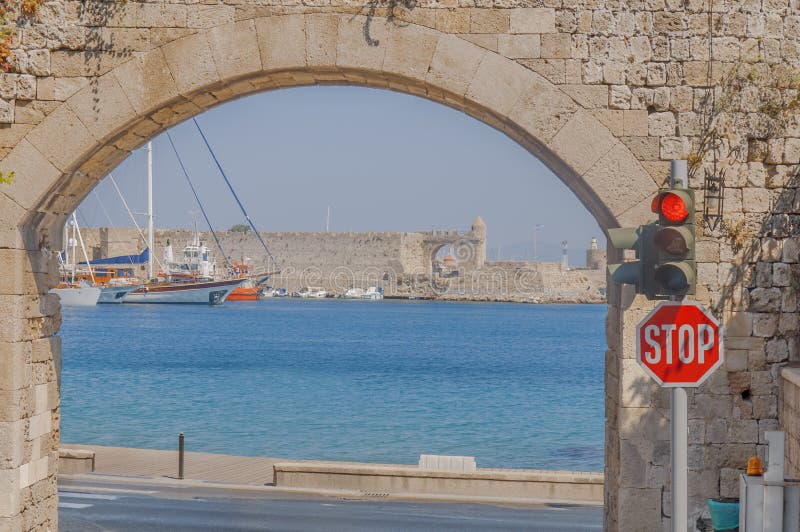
xmin=0 ymin=2 xmax=798 ymax=530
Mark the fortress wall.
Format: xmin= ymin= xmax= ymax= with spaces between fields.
xmin=77 ymin=227 xmax=604 ymax=302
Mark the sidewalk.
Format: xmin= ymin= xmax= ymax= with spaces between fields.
xmin=62 ymin=443 xmax=281 ymax=485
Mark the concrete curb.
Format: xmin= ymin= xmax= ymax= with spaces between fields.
xmin=59 ymin=472 xmax=603 ymax=507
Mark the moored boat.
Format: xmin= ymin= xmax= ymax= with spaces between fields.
xmin=125 ymin=278 xmax=243 ymax=305
xmin=362 ymin=286 xmax=384 ymax=300
xmin=50 ymin=283 xmax=101 ymax=306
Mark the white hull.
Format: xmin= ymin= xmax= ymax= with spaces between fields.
xmin=124 ymin=280 xmax=241 ymax=305
xmin=98 ymin=285 xmax=140 ymax=304
xmin=50 ymin=286 xmax=102 ymax=306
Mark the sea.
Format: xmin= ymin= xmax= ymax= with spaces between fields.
xmin=59 ymin=300 xmax=607 ymax=472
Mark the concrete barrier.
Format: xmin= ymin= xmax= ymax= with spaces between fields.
xmin=273 ymin=462 xmax=604 ymax=504
xmin=59 ymin=448 xmax=95 ymax=474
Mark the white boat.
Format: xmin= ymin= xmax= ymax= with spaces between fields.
xmin=362 ymin=287 xmax=383 ymax=300
xmin=50 ymin=284 xmax=101 ymax=306
xmin=98 ymin=285 xmax=140 ymax=304
xmin=294 ymin=286 xmax=328 ymax=298
xmin=343 ymin=287 xmax=365 ymax=299
xmin=50 ymin=215 xmax=101 ymax=306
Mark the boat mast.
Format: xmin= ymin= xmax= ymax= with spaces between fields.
xmin=147 ymin=141 xmax=154 ymax=281
xmin=72 ymin=213 xmax=95 ymax=284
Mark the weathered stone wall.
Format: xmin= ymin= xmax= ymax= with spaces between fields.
xmin=781 ymin=368 xmax=800 ymax=479
xmin=0 ymin=1 xmax=799 ymax=530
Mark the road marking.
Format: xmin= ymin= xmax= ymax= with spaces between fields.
xmin=59 ymin=492 xmax=118 ymax=501
xmin=58 ymin=502 xmax=92 ymax=509
xmin=60 ymin=486 xmax=157 ymax=495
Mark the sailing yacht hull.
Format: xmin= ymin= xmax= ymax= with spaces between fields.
xmin=98 ymin=285 xmax=140 ymax=304
xmin=124 ymin=279 xmax=242 ymax=305
xmin=50 ymin=287 xmax=102 ymax=306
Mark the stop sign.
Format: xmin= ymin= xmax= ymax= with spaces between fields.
xmin=636 ymin=301 xmax=723 ymax=387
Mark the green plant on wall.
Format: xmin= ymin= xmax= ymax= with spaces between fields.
xmin=0 ymin=171 xmax=14 ymax=184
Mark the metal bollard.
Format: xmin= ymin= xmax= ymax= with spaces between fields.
xmin=178 ymin=433 xmax=184 ymax=480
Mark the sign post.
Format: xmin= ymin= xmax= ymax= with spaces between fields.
xmin=636 ymin=301 xmax=723 ymax=531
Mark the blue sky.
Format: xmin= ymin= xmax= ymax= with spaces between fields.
xmin=77 ymin=86 xmax=604 ymax=264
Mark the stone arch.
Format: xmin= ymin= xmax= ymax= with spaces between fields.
xmin=0 ymin=13 xmax=666 ymax=531
xmin=0 ymin=14 xmax=659 ymax=251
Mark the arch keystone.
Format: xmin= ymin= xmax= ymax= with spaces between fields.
xmin=256 ymin=15 xmax=307 ymax=71
xmin=208 ymin=20 xmax=262 ymax=81
xmin=306 ymin=14 xmax=339 ymax=67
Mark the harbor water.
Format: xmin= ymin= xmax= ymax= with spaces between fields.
xmin=59 ymin=300 xmax=606 ymax=471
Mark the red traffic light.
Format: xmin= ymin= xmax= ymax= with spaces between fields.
xmin=653 ymin=192 xmax=689 ymax=223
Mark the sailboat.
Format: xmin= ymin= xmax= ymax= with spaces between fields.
xmin=123 ymin=142 xmax=242 ymax=305
xmin=49 ymin=215 xmax=101 ymax=306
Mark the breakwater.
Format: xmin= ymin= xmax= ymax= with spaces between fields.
xmin=79 ymin=220 xmax=605 ymax=303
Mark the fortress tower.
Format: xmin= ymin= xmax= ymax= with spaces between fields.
xmin=470 ymin=216 xmax=487 ymax=270
xmin=586 ymin=237 xmax=606 ymax=270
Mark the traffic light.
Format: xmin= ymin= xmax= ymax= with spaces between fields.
xmin=607 ymin=188 xmax=696 ymax=300
xmin=649 ymin=188 xmax=695 ymax=298
xmin=607 ymin=224 xmax=653 ymax=293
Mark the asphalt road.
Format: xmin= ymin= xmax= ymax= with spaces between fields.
xmin=58 ymin=477 xmax=603 ymax=532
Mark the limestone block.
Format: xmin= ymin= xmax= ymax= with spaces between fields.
xmin=609 ymin=85 xmax=631 ymax=110
xmin=206 ymin=20 xmax=262 ymax=83
xmin=427 ymin=35 xmax=484 ymax=98
xmin=188 ymin=5 xmax=235 ymax=29
xmin=498 ymin=34 xmax=540 ymax=59
xmin=113 ymin=50 xmax=178 ymax=117
xmin=618 ymin=488 xmax=662 ymax=531
xmin=749 ymin=287 xmax=781 ymax=312
xmin=0 ymin=139 xmax=61 ymax=213
xmin=742 ymin=187 xmax=770 ymax=213
xmin=306 ymin=15 xmax=338 ymax=68
xmin=621 ymin=359 xmax=657 ymax=408
xmin=752 ymin=312 xmax=778 ymax=337
xmin=465 ymin=52 xmax=535 ymax=116
xmin=0 ymin=468 xmax=20 ymax=518
xmin=336 ymin=16 xmax=384 ymax=73
xmin=161 ymin=32 xmax=220 ymax=97
xmin=550 ymin=109 xmax=616 ymax=177
xmin=507 ymin=76 xmax=578 ymax=145
xmin=66 ymin=73 xmax=137 ymax=142
xmin=383 ymin=24 xmax=438 ymax=81
xmin=510 ymin=8 xmax=556 ymax=34
xmin=583 ymin=142 xmax=658 ymax=220
xmin=761 ymin=238 xmax=782 ymax=262
xmin=540 ymin=34 xmax=571 ymax=59
xmin=648 ymin=111 xmax=676 ymax=136
xmin=725 ymin=312 xmax=753 ymax=336
xmin=468 ymin=10 xmax=508 ymax=35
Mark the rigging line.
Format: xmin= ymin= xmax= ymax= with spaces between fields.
xmin=192 ymin=117 xmax=281 ymax=272
xmin=92 ymin=190 xmax=137 ymax=267
xmin=108 ymin=173 xmax=164 ymax=272
xmin=165 ymin=130 xmax=233 ymax=269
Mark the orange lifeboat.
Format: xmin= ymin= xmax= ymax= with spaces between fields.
xmin=226 ymin=260 xmax=264 ymax=301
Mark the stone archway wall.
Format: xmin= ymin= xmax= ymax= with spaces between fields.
xmin=0 ymin=3 xmax=796 ymax=531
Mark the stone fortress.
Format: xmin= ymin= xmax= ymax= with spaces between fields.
xmin=80 ymin=217 xmax=607 ymax=303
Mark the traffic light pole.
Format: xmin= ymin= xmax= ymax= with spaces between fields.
xmin=671 ymin=386 xmax=688 ymax=532
xmin=669 ymin=160 xmax=688 ymax=532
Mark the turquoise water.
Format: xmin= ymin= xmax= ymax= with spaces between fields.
xmin=59 ymin=300 xmax=607 ymax=471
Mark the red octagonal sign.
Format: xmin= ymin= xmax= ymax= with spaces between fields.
xmin=636 ymin=301 xmax=724 ymax=387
